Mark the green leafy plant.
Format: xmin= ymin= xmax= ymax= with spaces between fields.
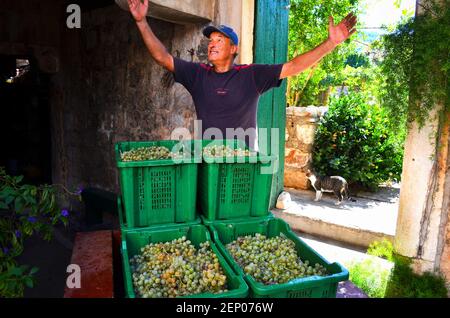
xmin=345 ymin=257 xmax=391 ymax=298
xmin=0 ymin=167 xmax=80 ymax=298
xmin=384 ymin=255 xmax=448 ymax=298
xmin=312 ymin=92 xmax=404 ymax=189
xmin=0 ymin=265 xmax=38 ymax=298
xmin=367 ymin=238 xmax=395 ymax=262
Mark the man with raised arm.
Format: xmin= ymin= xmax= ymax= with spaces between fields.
xmin=127 ymin=0 xmax=357 ymax=150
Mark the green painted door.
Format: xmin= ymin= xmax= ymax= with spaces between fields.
xmin=254 ymin=0 xmax=289 ymax=208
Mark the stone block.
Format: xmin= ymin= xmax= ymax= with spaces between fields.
xmin=295 ymin=123 xmax=316 ymax=145
xmin=285 ymin=147 xmax=310 ymax=167
xmin=284 ymin=166 xmax=310 ymax=190
xmin=284 ymin=147 xmax=311 ymax=190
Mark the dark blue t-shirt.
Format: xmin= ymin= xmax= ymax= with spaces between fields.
xmin=173 ymin=57 xmax=284 ymax=150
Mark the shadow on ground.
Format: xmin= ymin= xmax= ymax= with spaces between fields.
xmin=16 ymin=224 xmax=73 ymax=298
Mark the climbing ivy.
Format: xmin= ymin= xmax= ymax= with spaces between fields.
xmin=376 ymin=0 xmax=449 ymax=130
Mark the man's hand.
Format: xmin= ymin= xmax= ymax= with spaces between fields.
xmin=328 ymin=13 xmax=357 ymax=47
xmin=280 ymin=12 xmax=357 ymax=79
xmin=128 ymin=0 xmax=149 ymax=23
xmin=128 ymin=0 xmax=174 ymax=72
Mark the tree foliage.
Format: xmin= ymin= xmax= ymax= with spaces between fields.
xmin=288 ymin=0 xmax=360 ymax=106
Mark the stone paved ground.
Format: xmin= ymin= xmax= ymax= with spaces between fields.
xmin=277 ymin=184 xmax=400 ymax=236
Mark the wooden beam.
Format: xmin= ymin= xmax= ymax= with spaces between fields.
xmin=254 ymin=0 xmax=289 ymax=207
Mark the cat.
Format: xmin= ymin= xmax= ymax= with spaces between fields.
xmin=305 ymin=169 xmax=356 ymax=205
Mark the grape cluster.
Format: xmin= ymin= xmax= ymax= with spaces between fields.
xmin=226 ymin=233 xmax=328 ymax=285
xmin=120 ymin=146 xmax=186 ymax=162
xmin=203 ymin=145 xmax=253 ymax=158
xmin=130 ymin=236 xmax=228 ymax=298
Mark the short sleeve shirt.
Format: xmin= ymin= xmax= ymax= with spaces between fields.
xmin=173 ymin=57 xmax=284 ymax=150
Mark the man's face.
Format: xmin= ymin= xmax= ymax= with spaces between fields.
xmin=207 ymin=32 xmax=238 ymax=64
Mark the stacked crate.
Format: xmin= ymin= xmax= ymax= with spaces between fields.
xmin=197 ymin=139 xmax=277 ymax=224
xmin=115 ymin=140 xmax=200 ymax=229
xmin=197 ymin=140 xmax=349 ymax=298
xmin=115 ymin=140 xmax=248 ymax=298
xmin=209 ymin=218 xmax=349 ymax=298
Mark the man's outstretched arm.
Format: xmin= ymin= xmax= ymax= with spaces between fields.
xmin=128 ymin=0 xmax=174 ymax=72
xmin=280 ymin=13 xmax=357 ymax=79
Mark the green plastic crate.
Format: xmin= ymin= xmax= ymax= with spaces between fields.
xmin=209 ymin=217 xmax=349 ymax=298
xmin=198 ymin=139 xmax=277 ymax=221
xmin=117 ymin=196 xmax=201 ymax=232
xmin=115 ymin=140 xmax=200 ymax=228
xmin=121 ymin=224 xmax=249 ymax=298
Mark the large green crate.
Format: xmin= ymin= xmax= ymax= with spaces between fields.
xmin=209 ymin=217 xmax=349 ymax=298
xmin=121 ymin=224 xmax=249 ymax=298
xmin=198 ymin=140 xmax=277 ymax=221
xmin=115 ymin=140 xmax=200 ymax=228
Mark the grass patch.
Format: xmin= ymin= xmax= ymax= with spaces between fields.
xmin=345 ymin=258 xmax=391 ymax=298
xmin=345 ymin=239 xmax=448 ymax=298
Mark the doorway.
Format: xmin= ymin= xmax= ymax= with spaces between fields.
xmin=0 ymin=55 xmax=52 ymax=185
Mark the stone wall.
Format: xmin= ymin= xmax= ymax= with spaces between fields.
xmin=0 ymin=0 xmax=253 ymax=232
xmin=284 ymin=106 xmax=328 ymax=190
xmin=54 ymin=5 xmax=207 ymax=193
xmin=0 ymin=0 xmax=255 ymax=195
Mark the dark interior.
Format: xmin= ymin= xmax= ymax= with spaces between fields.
xmin=0 ymin=55 xmax=52 ymax=185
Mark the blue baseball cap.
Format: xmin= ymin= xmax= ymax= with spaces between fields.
xmin=203 ymin=25 xmax=239 ymax=45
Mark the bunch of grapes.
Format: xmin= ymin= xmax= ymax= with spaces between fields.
xmin=226 ymin=233 xmax=328 ymax=285
xmin=121 ymin=146 xmax=187 ymax=162
xmin=202 ymin=145 xmax=253 ymax=158
xmin=130 ymin=236 xmax=228 ymax=298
